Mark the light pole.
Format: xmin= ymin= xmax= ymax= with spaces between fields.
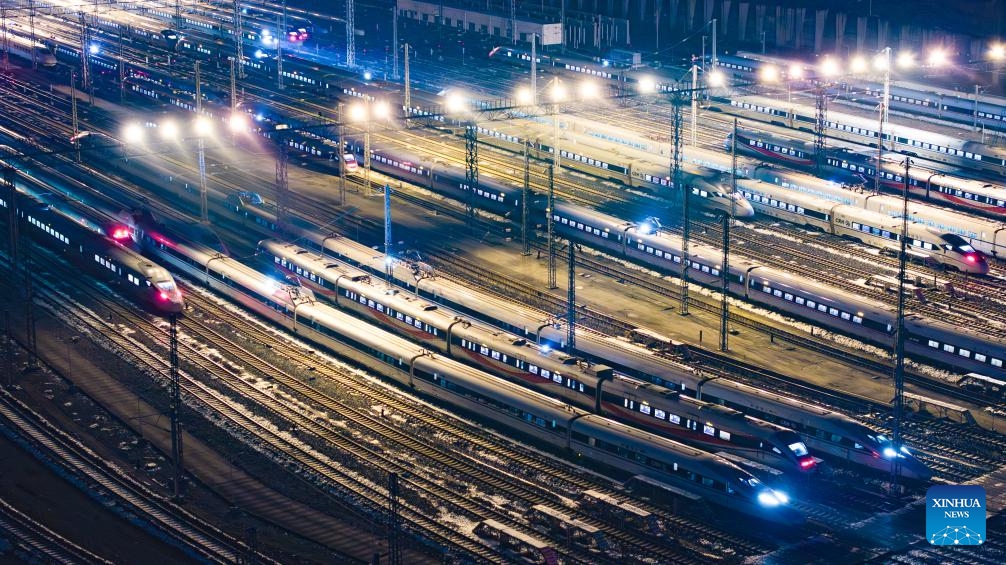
xmin=875 ymin=47 xmax=891 ymax=196
xmin=349 ymin=99 xmax=391 ymax=197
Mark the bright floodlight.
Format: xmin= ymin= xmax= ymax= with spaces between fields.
xmin=123 ymin=123 xmax=144 ymax=144
xmin=707 ymin=69 xmax=726 ymax=87
xmin=788 ymin=63 xmax=804 ymax=79
xmin=549 ymin=82 xmax=567 ymax=103
xmin=349 ymin=102 xmax=367 ymax=122
xmin=637 ymin=76 xmax=656 ymax=94
xmin=759 ymin=65 xmax=779 ymax=83
xmin=89 ymin=44 xmax=99 ymax=55
xmin=927 ymin=48 xmax=948 ymax=67
xmin=372 ymin=100 xmax=391 ymax=119
xmin=445 ymin=92 xmax=467 ymax=114
xmin=896 ymin=51 xmax=915 ymax=69
xmin=363 ymin=70 xmax=373 ymax=81
xmin=819 ymin=57 xmax=840 ymax=77
xmin=849 ymin=56 xmax=868 ymax=74
xmin=873 ymin=52 xmax=890 ymax=71
xmin=515 ymin=86 xmax=533 ymax=105
xmin=159 ymin=120 xmax=179 ymax=140
xmin=229 ymin=113 xmax=248 ymax=132
xmin=990 ymin=44 xmax=1005 ymax=60
xmin=578 ymin=80 xmax=599 ymax=99
xmin=194 ymin=116 xmax=213 ymax=137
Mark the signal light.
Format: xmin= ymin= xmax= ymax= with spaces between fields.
xmin=111 ymin=227 xmax=131 ymax=240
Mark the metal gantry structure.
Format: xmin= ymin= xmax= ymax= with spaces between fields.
xmin=464 ymin=122 xmax=478 ymax=227
xmin=169 ymin=313 xmax=183 ymax=500
xmin=814 ymin=84 xmax=828 ymax=175
xmin=566 ymin=240 xmax=576 ymax=354
xmin=672 ymin=89 xmax=689 ymax=316
xmin=345 ymin=0 xmax=355 ymax=67
xmin=891 ymin=157 xmax=912 ymax=489
xmin=546 ymin=164 xmax=557 ymax=290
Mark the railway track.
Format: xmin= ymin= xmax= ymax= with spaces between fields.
xmin=0 ymin=494 xmax=113 ymax=565
xmin=0 ymin=381 xmax=252 ymax=564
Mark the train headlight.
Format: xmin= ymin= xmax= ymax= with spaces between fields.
xmin=774 ymin=491 xmax=789 ymax=504
xmin=757 ymin=492 xmax=781 ymax=507
xmin=883 ymin=447 xmax=898 ymax=459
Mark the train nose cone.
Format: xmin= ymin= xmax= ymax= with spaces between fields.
xmin=736 ymin=197 xmax=755 ymax=218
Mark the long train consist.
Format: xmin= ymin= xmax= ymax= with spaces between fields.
xmin=1 ymin=30 xmax=57 ymax=68
xmin=227 ymin=195 xmax=933 ymax=481
xmin=728 ymin=129 xmax=1006 ymax=218
xmin=137 ymin=217 xmax=804 ymax=524
xmin=734 ymin=179 xmax=989 ymax=274
xmin=258 ymin=239 xmax=817 ymax=474
xmin=328 ymin=137 xmax=1003 ymax=377
xmin=0 ymin=177 xmax=184 ymax=314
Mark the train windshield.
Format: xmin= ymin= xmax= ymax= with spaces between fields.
xmin=155 ymin=281 xmax=177 ymax=292
xmin=788 ymin=442 xmax=809 ymax=457
xmin=941 ymin=233 xmax=975 ymax=251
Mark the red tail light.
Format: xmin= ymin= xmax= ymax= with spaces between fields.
xmin=799 ymin=457 xmax=816 ymax=469
xmin=159 ymin=291 xmax=168 ymax=301
xmin=111 ymin=227 xmax=131 ymax=240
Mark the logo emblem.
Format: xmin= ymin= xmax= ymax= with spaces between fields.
xmin=926 ymin=485 xmax=985 ymax=546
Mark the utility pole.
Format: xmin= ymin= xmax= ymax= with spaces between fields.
xmin=337 ymin=104 xmax=346 ymax=204
xmin=22 ymin=237 xmax=37 ymax=370
xmin=0 ymin=2 xmax=8 ymax=73
xmin=392 ymin=1 xmax=399 ymax=80
xmin=690 ymin=64 xmax=698 ymax=146
xmin=875 ymin=47 xmax=891 ymax=195
xmin=721 ymin=119 xmax=737 ymax=352
xmin=70 ymin=72 xmax=81 ymax=163
xmin=78 ymin=11 xmax=92 ymax=105
xmin=890 ymin=157 xmax=912 ymax=491
xmin=275 ymin=134 xmax=289 ymax=233
xmin=3 ymin=167 xmax=17 ymax=271
xmin=530 ymin=34 xmax=537 ymax=106
xmin=404 ymin=44 xmax=411 ymax=121
xmin=464 ymin=122 xmax=478 ymax=228
xmin=384 ymin=184 xmax=393 ymax=285
xmin=672 ymin=88 xmax=689 ymax=315
xmin=276 ymin=7 xmax=285 ymax=90
xmin=521 ymin=140 xmax=531 ymax=256
xmin=510 ymin=0 xmax=517 ymax=45
xmin=169 ymin=314 xmax=183 ymax=500
xmin=28 ymin=0 xmax=38 ymax=69
xmin=815 ymin=83 xmax=828 ymax=175
xmin=547 ymin=164 xmax=557 ymax=290
xmin=566 ymin=240 xmax=575 ymax=354
xmin=346 ymin=0 xmax=355 ymax=67
xmin=233 ymin=0 xmax=245 ymax=78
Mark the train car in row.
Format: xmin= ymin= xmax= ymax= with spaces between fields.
xmin=0 ymin=30 xmax=57 ymax=68
xmin=139 ymin=218 xmax=803 ymax=525
xmin=728 ymin=129 xmax=1006 ymax=218
xmin=714 ymin=94 xmax=1006 ymax=177
xmin=258 ymin=239 xmax=817 ymax=474
xmin=0 ymin=181 xmax=183 ymax=315
xmin=549 ymin=200 xmax=1004 ymax=380
xmin=227 ymin=195 xmax=931 ymax=481
xmin=736 ymin=180 xmax=989 ymax=274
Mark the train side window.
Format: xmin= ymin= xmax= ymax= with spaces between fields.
xmin=928 ymin=340 xmax=939 ymax=348
xmin=703 ymin=425 xmax=715 ymax=436
xmin=818 ymin=304 xmax=828 ymax=312
xmin=943 ymin=344 xmax=955 ymax=353
xmin=639 ymin=404 xmax=651 ymax=415
xmin=795 ymin=297 xmax=805 ymax=305
xmin=992 ymin=359 xmax=1003 ymax=368
xmin=668 ymin=414 xmax=681 ymax=424
xmin=806 ymin=300 xmax=816 ymax=309
xmin=654 ymin=409 xmax=666 ymax=419
xmin=959 ymin=349 xmax=971 ymax=358
xmin=975 ymin=353 xmax=986 ymax=362
xmin=719 ymin=431 xmax=731 ymax=441
xmin=829 ymin=308 xmax=839 ymax=316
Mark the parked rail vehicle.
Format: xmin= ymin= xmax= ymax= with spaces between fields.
xmin=0 ymin=185 xmax=183 ymax=314
xmin=736 ymin=179 xmax=990 ymax=274
xmin=713 ymin=52 xmax=1006 ymax=133
xmin=0 ymin=30 xmax=57 ymax=67
xmin=259 ymin=239 xmax=817 ymax=474
xmin=716 ymin=94 xmax=1006 ymax=177
xmin=139 ymin=220 xmax=803 ymax=524
xmin=228 ymin=195 xmax=932 ymax=480
xmin=550 ymin=201 xmax=1004 ymax=379
xmin=728 ymin=130 xmax=1006 ymax=217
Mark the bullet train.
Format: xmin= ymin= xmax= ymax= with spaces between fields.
xmin=341 ymin=136 xmax=754 ymax=218
xmin=714 ymin=52 xmax=1006 ymax=133
xmin=749 ymin=165 xmax=1006 ymax=260
xmin=1 ymin=30 xmax=57 ymax=68
xmin=258 ymin=239 xmax=817 ymax=473
xmin=1 ymin=184 xmax=183 ymax=314
xmin=735 ymin=179 xmax=990 ymax=274
xmin=226 ymin=195 xmax=932 ymax=481
xmin=715 ymin=94 xmax=1006 ymax=177
xmin=549 ymin=200 xmax=1005 ymax=377
xmin=728 ymin=129 xmax=1006 ymax=218
xmin=139 ymin=218 xmax=803 ymax=524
